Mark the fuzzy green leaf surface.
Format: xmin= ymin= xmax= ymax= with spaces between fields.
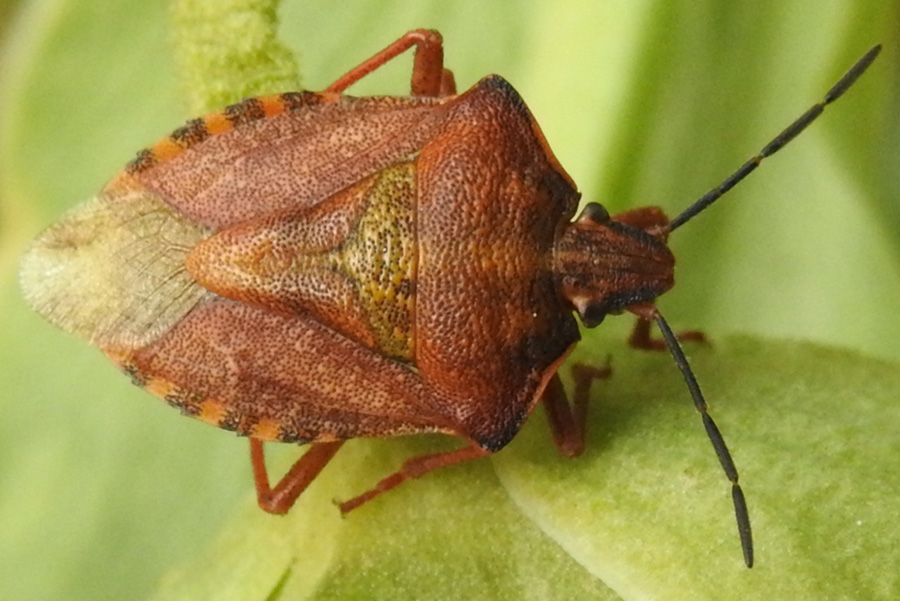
xmin=1 ymin=1 xmax=899 ymax=601
xmin=171 ymin=0 xmax=300 ymax=114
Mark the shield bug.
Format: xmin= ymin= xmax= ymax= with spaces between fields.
xmin=19 ymin=29 xmax=880 ymax=568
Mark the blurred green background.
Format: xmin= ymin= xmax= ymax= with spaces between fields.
xmin=1 ymin=1 xmax=898 ymax=600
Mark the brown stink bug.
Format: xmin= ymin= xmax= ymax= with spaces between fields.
xmin=19 ymin=29 xmax=881 ymax=568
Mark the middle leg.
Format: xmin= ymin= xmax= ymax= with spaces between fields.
xmin=338 ymin=442 xmax=490 ymax=513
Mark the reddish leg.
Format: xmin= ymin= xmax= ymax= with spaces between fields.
xmin=251 ymin=438 xmax=344 ymax=514
xmin=325 ymin=29 xmax=457 ymax=97
xmin=627 ymin=302 xmax=706 ymax=351
xmin=628 ymin=317 xmax=706 ymax=351
xmin=543 ymin=361 xmax=612 ymax=458
xmin=338 ymin=443 xmax=489 ymax=513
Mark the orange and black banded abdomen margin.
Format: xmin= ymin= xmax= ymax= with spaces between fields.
xmin=113 ymin=352 xmax=313 ymax=444
xmin=125 ymin=92 xmax=336 ymax=175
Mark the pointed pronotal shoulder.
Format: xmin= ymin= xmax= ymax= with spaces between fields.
xmin=448 ymin=74 xmax=577 ymax=191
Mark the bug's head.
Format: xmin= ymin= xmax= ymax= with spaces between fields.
xmin=552 ymin=44 xmax=880 ymax=570
xmin=554 ymin=202 xmax=675 ymax=328
xmin=556 ymin=42 xmax=882 ymax=333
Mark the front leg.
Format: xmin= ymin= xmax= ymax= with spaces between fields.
xmin=628 ymin=316 xmax=706 ymax=351
xmin=542 ymin=361 xmax=611 ymax=458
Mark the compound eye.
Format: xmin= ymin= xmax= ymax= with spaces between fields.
xmin=580 ymin=303 xmax=607 ymax=328
xmin=578 ymin=202 xmax=610 ymax=224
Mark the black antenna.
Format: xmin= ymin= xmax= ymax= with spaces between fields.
xmin=668 ymin=44 xmax=881 ymax=232
xmin=654 ymin=309 xmax=754 ymax=568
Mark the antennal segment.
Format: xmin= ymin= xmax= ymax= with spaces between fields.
xmin=668 ymin=44 xmax=881 ymax=232
xmin=654 ymin=309 xmax=754 ymax=568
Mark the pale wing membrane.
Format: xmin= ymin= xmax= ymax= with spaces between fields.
xmin=19 ymin=189 xmax=212 ymax=350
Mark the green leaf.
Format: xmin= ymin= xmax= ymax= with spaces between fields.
xmin=1 ymin=1 xmax=899 ymax=600
xmin=150 ymin=435 xmax=620 ymax=601
xmin=148 ymin=337 xmax=900 ymax=601
xmin=497 ymin=337 xmax=900 ymax=599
